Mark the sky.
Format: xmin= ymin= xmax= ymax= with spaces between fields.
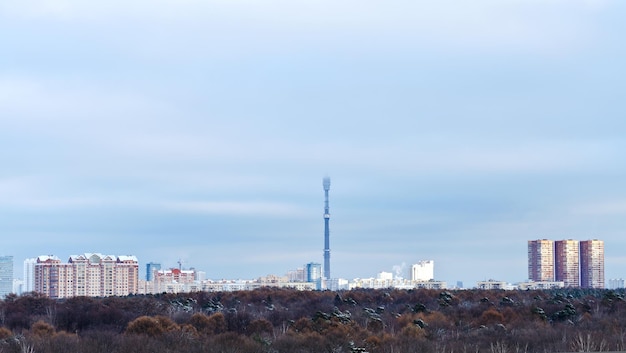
xmin=1 ymin=0 xmax=626 ymax=287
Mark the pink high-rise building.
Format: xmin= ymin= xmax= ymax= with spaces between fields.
xmin=528 ymin=239 xmax=555 ymax=281
xmin=555 ymin=240 xmax=580 ymax=287
xmin=528 ymin=238 xmax=604 ymax=288
xmin=34 ymin=253 xmax=138 ymax=299
xmin=580 ymin=240 xmax=604 ymax=288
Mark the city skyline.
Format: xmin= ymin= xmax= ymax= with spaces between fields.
xmin=2 ymin=1 xmax=626 ymax=286
xmin=13 ymin=243 xmax=612 ymax=296
xmin=11 ymin=239 xmax=610 ymax=289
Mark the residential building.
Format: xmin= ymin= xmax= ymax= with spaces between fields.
xmin=476 ymin=279 xmax=511 ymax=290
xmin=34 ymin=253 xmax=138 ymax=299
xmin=555 ymin=240 xmax=580 ymax=287
xmin=23 ymin=258 xmax=36 ymax=293
xmin=287 ymin=267 xmax=306 ymax=282
xmin=528 ymin=239 xmax=554 ymax=281
xmin=154 ymin=268 xmax=196 ymax=293
xmin=608 ymin=279 xmax=625 ymax=289
xmin=195 ymin=270 xmax=206 ymax=282
xmin=412 ymin=280 xmax=447 ymax=290
xmin=517 ymin=281 xmax=564 ymax=290
xmin=0 ymin=256 xmax=14 ymax=298
xmin=305 ymin=262 xmax=322 ymax=290
xmin=411 ymin=260 xmax=434 ymax=281
xmin=146 ymin=262 xmax=161 ymax=281
xmin=580 ymin=240 xmax=604 ymax=288
xmin=13 ymin=278 xmax=24 ymax=295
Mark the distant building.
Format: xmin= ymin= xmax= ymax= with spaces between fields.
xmin=306 ymin=262 xmax=322 ymax=290
xmin=287 ymin=267 xmax=305 ymax=282
xmin=146 ymin=262 xmax=161 ymax=281
xmin=517 ymin=281 xmax=564 ymax=290
xmin=34 ymin=253 xmax=139 ymax=299
xmin=23 ymin=258 xmax=36 ymax=293
xmin=154 ymin=268 xmax=196 ymax=293
xmin=195 ymin=270 xmax=206 ymax=282
xmin=378 ymin=271 xmax=393 ymax=281
xmin=476 ymin=279 xmax=510 ymax=290
xmin=528 ymin=240 xmax=555 ymax=281
xmin=0 ymin=256 xmax=14 ymax=298
xmin=200 ymin=278 xmax=317 ymax=292
xmin=412 ymin=280 xmax=447 ymax=290
xmin=527 ymin=238 xmax=604 ymax=289
xmin=13 ymin=278 xmax=24 ymax=295
xmin=608 ymin=278 xmax=625 ymax=289
xmin=580 ymin=240 xmax=604 ymax=288
xmin=555 ymin=240 xmax=580 ymax=287
xmin=411 ymin=260 xmax=434 ymax=281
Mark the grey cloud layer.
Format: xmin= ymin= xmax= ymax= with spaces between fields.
xmin=1 ymin=0 xmax=625 ymax=283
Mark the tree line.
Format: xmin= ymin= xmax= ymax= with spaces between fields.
xmin=0 ymin=287 xmax=624 ymax=353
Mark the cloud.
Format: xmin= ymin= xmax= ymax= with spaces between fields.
xmin=0 ymin=76 xmax=172 ymax=123
xmin=162 ymin=201 xmax=309 ymax=218
xmin=0 ymin=0 xmax=613 ymax=57
xmin=571 ymin=200 xmax=626 ymax=216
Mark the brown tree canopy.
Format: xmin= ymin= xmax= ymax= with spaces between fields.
xmin=0 ymin=287 xmax=623 ymax=353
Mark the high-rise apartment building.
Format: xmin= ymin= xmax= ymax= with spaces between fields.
xmin=306 ymin=262 xmax=322 ymax=290
xmin=287 ymin=267 xmax=306 ymax=282
xmin=528 ymin=240 xmax=555 ymax=281
xmin=0 ymin=256 xmax=14 ymax=298
xmin=555 ymin=240 xmax=580 ymax=287
xmin=580 ymin=240 xmax=604 ymax=288
xmin=153 ymin=268 xmax=196 ymax=293
xmin=34 ymin=253 xmax=138 ymax=299
xmin=411 ymin=260 xmax=434 ymax=281
xmin=528 ymin=238 xmax=605 ymax=288
xmin=23 ymin=258 xmax=36 ymax=293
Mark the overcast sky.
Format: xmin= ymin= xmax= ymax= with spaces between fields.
xmin=1 ymin=0 xmax=625 ymax=287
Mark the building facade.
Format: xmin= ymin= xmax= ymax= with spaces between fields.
xmin=146 ymin=262 xmax=161 ymax=281
xmin=287 ymin=267 xmax=306 ymax=282
xmin=517 ymin=280 xmax=564 ymax=290
xmin=34 ymin=253 xmax=138 ymax=299
xmin=23 ymin=258 xmax=36 ymax=293
xmin=476 ymin=279 xmax=510 ymax=290
xmin=153 ymin=268 xmax=196 ymax=293
xmin=528 ymin=239 xmax=604 ymax=289
xmin=411 ymin=260 xmax=434 ymax=282
xmin=0 ymin=256 xmax=14 ymax=298
xmin=528 ymin=239 xmax=555 ymax=281
xmin=554 ymin=240 xmax=580 ymax=287
xmin=580 ymin=240 xmax=604 ymax=288
xmin=305 ymin=262 xmax=322 ymax=289
xmin=608 ymin=278 xmax=624 ymax=289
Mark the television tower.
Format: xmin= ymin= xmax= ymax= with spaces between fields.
xmin=323 ymin=177 xmax=331 ymax=280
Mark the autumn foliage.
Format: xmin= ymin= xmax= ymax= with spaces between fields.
xmin=0 ymin=288 xmax=624 ymax=352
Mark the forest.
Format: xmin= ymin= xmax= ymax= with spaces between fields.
xmin=0 ymin=287 xmax=625 ymax=353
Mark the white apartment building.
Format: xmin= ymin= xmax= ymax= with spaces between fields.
xmin=609 ymin=278 xmax=625 ymax=289
xmin=34 ymin=253 xmax=138 ymax=299
xmin=411 ymin=260 xmax=434 ymax=282
xmin=517 ymin=281 xmax=565 ymax=290
xmin=23 ymin=258 xmax=36 ymax=293
xmin=476 ymin=279 xmax=512 ymax=290
xmin=153 ymin=268 xmax=196 ymax=293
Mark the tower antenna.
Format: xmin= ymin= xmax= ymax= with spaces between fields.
xmin=323 ymin=177 xmax=331 ymax=281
